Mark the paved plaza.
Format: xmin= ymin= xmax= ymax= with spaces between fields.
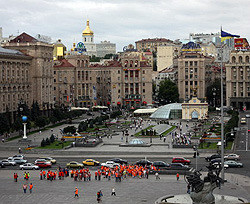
xmin=0 ymin=170 xmax=250 ymax=204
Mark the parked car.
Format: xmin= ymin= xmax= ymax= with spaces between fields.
xmin=135 ymin=159 xmax=153 ymax=167
xmin=82 ymin=159 xmax=100 ymax=166
xmin=20 ymin=163 xmax=39 ymax=170
xmin=246 ymin=114 xmax=250 ymax=118
xmin=39 ymin=157 xmax=57 ymax=164
xmin=224 ymin=160 xmax=243 ymax=168
xmin=172 ymin=157 xmax=191 ymax=165
xmin=168 ymin=163 xmax=190 ymax=170
xmin=110 ymin=158 xmax=128 ymax=165
xmin=240 ymin=118 xmax=247 ymax=124
xmin=12 ymin=158 xmax=27 ymax=164
xmin=153 ymin=161 xmax=170 ymax=169
xmin=101 ymin=161 xmax=120 ymax=168
xmin=0 ymin=161 xmax=5 ymax=168
xmin=66 ymin=161 xmax=84 ymax=168
xmin=224 ymin=154 xmax=240 ymax=160
xmin=205 ymin=154 xmax=221 ymax=162
xmin=1 ymin=159 xmax=16 ymax=166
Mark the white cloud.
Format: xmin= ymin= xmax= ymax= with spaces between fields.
xmin=0 ymin=0 xmax=249 ymax=51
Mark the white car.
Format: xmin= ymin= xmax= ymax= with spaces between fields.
xmin=212 ymin=162 xmax=229 ymax=169
xmin=1 ymin=159 xmax=16 ymax=166
xmin=20 ymin=163 xmax=39 ymax=170
xmin=224 ymin=154 xmax=240 ymax=160
xmin=35 ymin=159 xmax=51 ymax=165
xmin=39 ymin=157 xmax=56 ymax=164
xmin=101 ymin=161 xmax=120 ymax=168
xmin=13 ymin=155 xmax=24 ymax=159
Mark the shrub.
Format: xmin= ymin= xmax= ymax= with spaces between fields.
xmin=63 ymin=126 xmax=77 ymax=134
xmin=45 ymin=138 xmax=50 ymax=145
xmin=50 ymin=134 xmax=55 ymax=143
xmin=41 ymin=138 xmax=46 ymax=147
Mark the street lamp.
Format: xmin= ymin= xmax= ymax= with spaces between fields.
xmin=212 ymin=88 xmax=216 ymax=107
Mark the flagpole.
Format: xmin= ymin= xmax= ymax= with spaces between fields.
xmin=220 ymin=27 xmax=225 ymax=183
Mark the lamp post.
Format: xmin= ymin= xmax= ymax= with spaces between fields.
xmin=212 ymin=88 xmax=216 ymax=107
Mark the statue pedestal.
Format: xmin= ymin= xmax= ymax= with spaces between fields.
xmin=155 ymin=194 xmax=248 ymax=204
xmin=18 ymin=138 xmax=32 ymax=144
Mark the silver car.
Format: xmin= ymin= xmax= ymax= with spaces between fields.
xmin=1 ymin=159 xmax=16 ymax=166
xmin=20 ymin=163 xmax=39 ymax=170
xmin=12 ymin=158 xmax=27 ymax=164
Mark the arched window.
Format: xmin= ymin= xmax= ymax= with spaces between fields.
xmin=232 ymin=56 xmax=236 ymax=63
xmin=81 ymin=61 xmax=84 ymax=67
xmin=239 ymin=56 xmax=243 ymax=63
xmin=246 ymin=56 xmax=249 ymax=63
xmin=130 ymin=60 xmax=133 ymax=67
xmin=135 ymin=60 xmax=138 ymax=67
xmin=77 ymin=60 xmax=80 ymax=67
xmin=124 ymin=60 xmax=128 ymax=67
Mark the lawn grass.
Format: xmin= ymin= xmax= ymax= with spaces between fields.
xmin=37 ymin=141 xmax=72 ymax=149
xmin=198 ymin=141 xmax=233 ymax=150
xmin=161 ymin=126 xmax=176 ymax=136
xmin=134 ymin=125 xmax=155 ymax=137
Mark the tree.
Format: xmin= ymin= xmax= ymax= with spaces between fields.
xmin=0 ymin=113 xmax=10 ymax=134
xmin=103 ymin=53 xmax=114 ymax=59
xmin=206 ymin=79 xmax=221 ymax=107
xmin=157 ymin=79 xmax=179 ymax=105
xmin=90 ymin=55 xmax=101 ymax=62
xmin=31 ymin=101 xmax=40 ymax=121
xmin=50 ymin=134 xmax=55 ymax=143
xmin=45 ymin=138 xmax=51 ymax=145
xmin=78 ymin=122 xmax=88 ymax=132
xmin=41 ymin=138 xmax=46 ymax=147
xmin=63 ymin=126 xmax=77 ymax=134
xmin=35 ymin=116 xmax=49 ymax=130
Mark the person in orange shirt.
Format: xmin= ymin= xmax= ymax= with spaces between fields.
xmin=29 ymin=183 xmax=33 ymax=193
xmin=176 ymin=173 xmax=180 ymax=181
xmin=74 ymin=187 xmax=79 ymax=198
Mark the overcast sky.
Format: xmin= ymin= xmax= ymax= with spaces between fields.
xmin=0 ymin=0 xmax=249 ymax=51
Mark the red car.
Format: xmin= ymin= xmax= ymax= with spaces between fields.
xmin=172 ymin=157 xmax=191 ymax=165
xmin=35 ymin=160 xmax=52 ymax=168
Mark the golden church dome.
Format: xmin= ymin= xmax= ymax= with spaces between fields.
xmin=82 ymin=19 xmax=94 ymax=36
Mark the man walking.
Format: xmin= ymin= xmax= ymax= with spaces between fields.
xmin=97 ymin=190 xmax=103 ymax=203
xmin=74 ymin=187 xmax=79 ymax=198
xmin=176 ymin=173 xmax=180 ymax=181
xmin=23 ymin=184 xmax=27 ymax=193
xmin=29 ymin=183 xmax=33 ymax=193
xmin=111 ymin=188 xmax=116 ymax=196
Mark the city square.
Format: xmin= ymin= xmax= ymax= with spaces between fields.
xmin=1 ymin=0 xmax=250 ymax=203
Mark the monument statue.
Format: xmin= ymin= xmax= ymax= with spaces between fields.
xmin=185 ymin=163 xmax=223 ymax=204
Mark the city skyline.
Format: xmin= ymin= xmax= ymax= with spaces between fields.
xmin=1 ymin=0 xmax=250 ymax=51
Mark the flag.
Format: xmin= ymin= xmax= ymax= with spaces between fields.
xmin=221 ymin=30 xmax=240 ymax=42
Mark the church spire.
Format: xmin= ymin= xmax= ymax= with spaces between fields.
xmin=82 ymin=19 xmax=94 ymax=36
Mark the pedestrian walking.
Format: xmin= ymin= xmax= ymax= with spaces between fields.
xmin=163 ymin=136 xmax=166 ymax=142
xmin=74 ymin=187 xmax=79 ymax=198
xmin=111 ymin=188 xmax=116 ymax=196
xmin=18 ymin=147 xmax=22 ymax=153
xmin=29 ymin=183 xmax=33 ymax=193
xmin=155 ymin=172 xmax=160 ymax=180
xmin=187 ymin=184 xmax=191 ymax=194
xmin=14 ymin=173 xmax=18 ymax=182
xmin=176 ymin=173 xmax=180 ymax=181
xmin=23 ymin=184 xmax=27 ymax=193
xmin=97 ymin=190 xmax=103 ymax=203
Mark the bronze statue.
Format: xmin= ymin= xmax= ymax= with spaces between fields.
xmin=185 ymin=163 xmax=222 ymax=204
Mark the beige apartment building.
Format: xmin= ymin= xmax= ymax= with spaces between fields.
xmin=176 ymin=52 xmax=214 ymax=102
xmin=53 ymin=54 xmax=96 ymax=107
xmin=3 ymin=33 xmax=54 ymax=112
xmin=89 ymin=52 xmax=153 ymax=108
xmin=226 ymin=50 xmax=250 ymax=109
xmin=135 ymin=38 xmax=174 ymax=53
xmin=0 ymin=47 xmax=32 ymax=119
xmin=157 ymin=43 xmax=181 ymax=72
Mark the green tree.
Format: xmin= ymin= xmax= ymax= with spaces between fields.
xmin=157 ymin=79 xmax=179 ymax=105
xmin=0 ymin=113 xmax=10 ymax=134
xmin=31 ymin=101 xmax=40 ymax=121
xmin=41 ymin=138 xmax=46 ymax=147
xmin=50 ymin=134 xmax=55 ymax=143
xmin=45 ymin=138 xmax=51 ymax=145
xmin=206 ymin=79 xmax=221 ymax=107
xmin=35 ymin=116 xmax=49 ymax=129
xmin=78 ymin=122 xmax=88 ymax=132
xmin=90 ymin=55 xmax=101 ymax=62
xmin=63 ymin=126 xmax=77 ymax=134
xmin=103 ymin=53 xmax=114 ymax=59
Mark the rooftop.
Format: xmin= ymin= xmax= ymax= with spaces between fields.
xmin=136 ymin=38 xmax=173 ymax=43
xmin=54 ymin=59 xmax=75 ymax=68
xmin=0 ymin=46 xmax=24 ymax=55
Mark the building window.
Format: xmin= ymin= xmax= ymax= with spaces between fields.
xmin=185 ymin=81 xmax=188 ymax=85
xmin=135 ymin=70 xmax=139 ymax=78
xmin=54 ymin=71 xmax=56 ymax=74
xmin=142 ymin=70 xmax=145 ymax=74
xmin=246 ymin=56 xmax=249 ymax=63
xmin=185 ymin=61 xmax=188 ymax=67
xmin=143 ymin=89 xmax=145 ymax=93
xmin=195 ymin=68 xmax=198 ymax=73
xmin=239 ymin=56 xmax=243 ymax=63
xmin=130 ymin=70 xmax=133 ymax=78
xmin=232 ymin=56 xmax=236 ymax=63
xmin=118 ymin=89 xmax=120 ymax=93
xmin=195 ymin=81 xmax=197 ymax=86
xmin=118 ymin=70 xmax=120 ymax=74
xmin=143 ymin=83 xmax=145 ymax=86
xmin=194 ymin=61 xmax=197 ymax=66
xmin=54 ymin=79 xmax=56 ymax=82
xmin=118 ymin=77 xmax=120 ymax=80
